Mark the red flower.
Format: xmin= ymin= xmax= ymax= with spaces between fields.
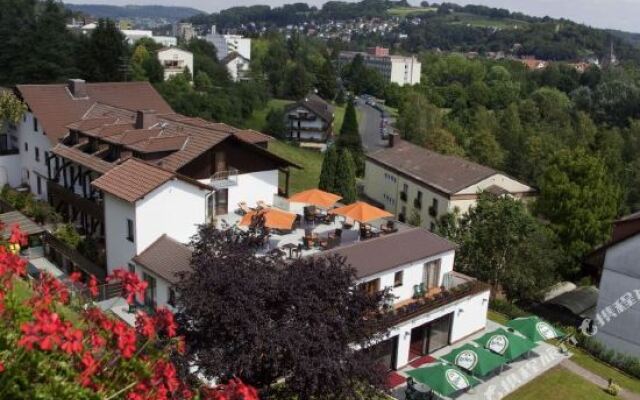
xmin=18 ymin=310 xmax=64 ymax=351
xmin=0 ymin=291 xmax=5 ymax=315
xmin=9 ymin=224 xmax=28 ymax=246
xmin=83 ymin=307 xmax=113 ymax=332
xmin=113 ymin=321 xmax=137 ymax=359
xmin=0 ymin=361 xmax=4 ymax=373
xmin=136 ymin=311 xmax=155 ymax=339
xmin=31 ymin=272 xmax=70 ymax=308
xmin=87 ymin=274 xmax=99 ymax=298
xmin=60 ymin=323 xmax=84 ymax=355
xmin=69 ymin=271 xmax=82 ymax=283
xmin=127 ymin=382 xmax=151 ymax=400
xmin=107 ymin=269 xmax=148 ymax=304
xmin=152 ymin=360 xmax=180 ymax=395
xmin=78 ymin=352 xmax=99 ymax=387
xmin=88 ymin=329 xmax=106 ymax=349
xmin=154 ymin=307 xmax=177 ymax=338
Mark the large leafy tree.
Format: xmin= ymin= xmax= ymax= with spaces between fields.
xmin=536 ymin=149 xmax=621 ymax=276
xmin=440 ymin=193 xmax=562 ymax=301
xmin=175 ymin=226 xmax=389 ymax=399
xmin=316 ymin=57 xmax=337 ymax=101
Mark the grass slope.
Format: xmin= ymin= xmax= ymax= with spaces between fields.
xmin=268 ymin=141 xmax=324 ymax=195
xmin=504 ymin=367 xmax=613 ymax=400
xmin=387 ymin=7 xmax=436 ymax=16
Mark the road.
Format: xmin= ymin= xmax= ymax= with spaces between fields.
xmin=356 ymin=100 xmax=390 ymax=153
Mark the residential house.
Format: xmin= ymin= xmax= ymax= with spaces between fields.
xmin=6 ymin=80 xmax=173 ymax=201
xmin=363 ymin=136 xmax=535 ymax=230
xmin=584 ymin=212 xmax=640 ymax=357
xmin=157 ymin=48 xmax=194 ymax=81
xmin=205 ymin=25 xmax=251 ymax=61
xmin=126 ymin=225 xmax=490 ymax=369
xmin=338 ymin=47 xmax=421 ymax=86
xmin=283 ymin=94 xmax=335 ymax=148
xmin=221 ymin=52 xmax=250 ymax=82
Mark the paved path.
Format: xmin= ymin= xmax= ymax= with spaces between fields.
xmin=560 ymin=359 xmax=640 ymax=400
xmin=356 ymin=101 xmax=388 ymax=153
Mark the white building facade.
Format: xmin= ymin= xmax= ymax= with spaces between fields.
xmin=205 ymin=26 xmax=251 ymax=61
xmin=339 ymin=48 xmax=421 ymax=86
xmin=157 ymin=48 xmax=194 ymax=81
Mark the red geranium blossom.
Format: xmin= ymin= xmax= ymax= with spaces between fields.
xmin=69 ymin=271 xmax=82 ymax=283
xmin=107 ymin=269 xmax=148 ymax=304
xmin=154 ymin=307 xmax=177 ymax=338
xmin=87 ymin=274 xmax=99 ymax=298
xmin=113 ymin=321 xmax=137 ymax=359
xmin=9 ymin=224 xmax=28 ymax=246
xmin=18 ymin=310 xmax=64 ymax=351
xmin=60 ymin=323 xmax=84 ymax=355
xmin=136 ymin=311 xmax=156 ymax=339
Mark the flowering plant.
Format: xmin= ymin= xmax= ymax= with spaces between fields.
xmin=0 ymin=224 xmax=258 ymax=400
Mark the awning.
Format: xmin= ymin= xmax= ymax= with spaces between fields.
xmin=506 ymin=316 xmax=564 ymax=342
xmin=239 ymin=208 xmax=297 ymax=231
xmin=441 ymin=343 xmax=506 ymax=377
xmin=547 ymin=286 xmax=599 ymax=317
xmin=329 ymin=201 xmax=392 ymax=223
xmin=0 ymin=211 xmax=45 ymax=236
xmin=474 ymin=328 xmax=537 ymax=362
xmin=406 ymin=362 xmax=481 ymax=398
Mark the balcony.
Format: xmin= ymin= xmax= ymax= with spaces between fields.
xmin=413 ymin=198 xmax=422 ymax=209
xmin=370 ymin=273 xmax=490 ymax=328
xmin=211 ymin=168 xmax=239 ymax=189
xmin=400 ymin=191 xmax=407 ymax=202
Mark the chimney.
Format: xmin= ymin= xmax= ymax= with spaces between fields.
xmin=135 ymin=110 xmax=158 ymax=129
xmin=388 ymin=132 xmax=398 ymax=148
xmin=68 ymin=79 xmax=87 ymax=98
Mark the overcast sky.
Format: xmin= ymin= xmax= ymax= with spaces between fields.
xmin=64 ymin=0 xmax=640 ymax=33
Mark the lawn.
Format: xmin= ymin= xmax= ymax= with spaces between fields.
xmin=567 ymin=345 xmax=640 ymax=394
xmin=387 ymin=6 xmax=436 ymax=16
xmin=487 ymin=309 xmax=510 ymax=325
xmin=504 ymin=367 xmax=613 ymax=400
xmin=242 ymin=98 xmax=294 ymax=131
xmin=447 ymin=13 xmax=529 ymax=29
xmin=268 ymin=140 xmax=324 ymax=195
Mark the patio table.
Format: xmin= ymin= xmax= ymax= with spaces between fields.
xmin=281 ymin=243 xmax=299 ymax=258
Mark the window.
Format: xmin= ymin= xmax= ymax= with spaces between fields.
xmin=126 ymin=219 xmax=134 ymax=242
xmin=143 ymin=273 xmax=156 ymax=307
xmin=33 ymin=117 xmax=38 ymax=132
xmin=394 ymin=271 xmax=403 ymax=287
xmin=361 ymin=278 xmax=381 ymax=296
xmin=128 ymin=263 xmax=136 ymax=274
xmin=430 ymin=222 xmax=436 ymax=232
xmin=24 ymin=142 xmax=28 ymax=152
xmin=36 ymin=176 xmax=41 ymax=195
xmin=44 ymin=151 xmax=49 ymax=164
xmin=35 ymin=147 xmax=39 ymax=162
xmin=168 ymin=288 xmax=176 ymax=307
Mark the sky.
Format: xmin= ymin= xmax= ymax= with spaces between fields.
xmin=64 ymin=0 xmax=640 ymax=33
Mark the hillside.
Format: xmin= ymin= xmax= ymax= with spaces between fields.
xmin=64 ymin=4 xmax=203 ymax=21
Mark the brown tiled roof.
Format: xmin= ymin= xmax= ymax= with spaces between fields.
xmin=234 ymin=129 xmax=273 ymax=144
xmin=132 ymin=234 xmax=192 ymax=284
xmin=15 ymin=82 xmax=173 ymax=143
xmin=51 ymin=144 xmax=115 ymax=174
xmin=128 ymin=135 xmax=189 ymax=153
xmin=325 ymin=228 xmax=456 ymax=278
xmin=91 ymin=159 xmax=177 ymax=202
xmin=367 ymin=139 xmax=498 ymax=195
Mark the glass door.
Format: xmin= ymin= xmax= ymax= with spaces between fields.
xmin=423 ymin=259 xmax=442 ymax=291
xmin=427 ymin=312 xmax=453 ymax=353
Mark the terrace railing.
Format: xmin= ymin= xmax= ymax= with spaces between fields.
xmin=211 ymin=168 xmax=239 ymax=189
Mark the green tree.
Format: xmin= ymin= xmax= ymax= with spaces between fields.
xmin=0 ymin=91 xmax=27 ymax=129
xmin=334 ymin=149 xmax=357 ymax=204
xmin=318 ymin=145 xmax=338 ymax=193
xmin=80 ymin=18 xmax=129 ymax=82
xmin=142 ymin=54 xmax=164 ymax=83
xmin=316 ymin=58 xmax=337 ymax=101
xmin=536 ymin=149 xmax=621 ymax=276
xmin=448 ymin=193 xmax=562 ymax=301
xmin=129 ymin=45 xmax=150 ymax=81
xmin=284 ymin=62 xmax=312 ymax=99
xmin=336 ymin=100 xmax=364 ymax=175
xmin=408 ymin=208 xmax=423 ymax=227
xmin=468 ymin=107 xmax=504 ymax=169
xmin=264 ymin=107 xmax=286 ymax=139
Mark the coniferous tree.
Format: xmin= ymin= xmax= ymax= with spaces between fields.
xmin=318 ymin=145 xmax=338 ymax=193
xmin=334 ymin=149 xmax=357 ymax=204
xmin=336 ymin=100 xmax=364 ymax=175
xmin=316 ymin=58 xmax=337 ymax=101
xmin=264 ymin=107 xmax=286 ymax=139
xmin=81 ymin=19 xmax=129 ymax=82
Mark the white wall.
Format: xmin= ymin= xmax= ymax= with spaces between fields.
xmin=16 ymin=111 xmax=54 ymax=199
xmin=135 ymin=179 xmax=208 ymax=253
xmin=157 ymin=48 xmax=194 ymax=82
xmin=105 ymin=193 xmax=136 ymax=273
xmin=0 ymin=153 xmax=22 ymax=187
xmin=132 ymin=263 xmax=175 ymax=311
xmin=227 ymin=170 xmax=279 ymax=211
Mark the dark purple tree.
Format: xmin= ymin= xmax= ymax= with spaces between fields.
xmin=175 ymin=225 xmax=391 ymax=399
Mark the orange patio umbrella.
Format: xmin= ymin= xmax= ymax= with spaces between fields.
xmin=329 ymin=201 xmax=393 ymax=223
xmin=288 ymin=188 xmax=342 ymax=208
xmin=239 ymin=208 xmax=297 ymax=230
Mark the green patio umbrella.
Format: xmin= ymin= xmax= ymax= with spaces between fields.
xmin=441 ymin=343 xmax=507 ymax=377
xmin=474 ymin=328 xmax=537 ymax=362
xmin=406 ymin=362 xmax=481 ymax=398
xmin=506 ymin=316 xmax=564 ymax=342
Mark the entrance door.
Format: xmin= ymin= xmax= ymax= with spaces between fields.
xmin=368 ymin=336 xmax=399 ymax=371
xmin=427 ymin=312 xmax=453 ymax=353
xmin=215 ymin=189 xmax=228 ymax=215
xmin=409 ymin=325 xmax=428 ymax=360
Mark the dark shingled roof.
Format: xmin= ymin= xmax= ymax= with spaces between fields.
xmin=51 ymin=144 xmax=115 ymax=174
xmin=326 ymin=228 xmax=456 ymax=278
xmin=133 ymin=235 xmax=192 ymax=284
xmin=15 ymin=82 xmax=173 ymax=143
xmin=367 ymin=139 xmax=499 ymax=195
xmin=286 ymin=94 xmax=334 ymax=123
